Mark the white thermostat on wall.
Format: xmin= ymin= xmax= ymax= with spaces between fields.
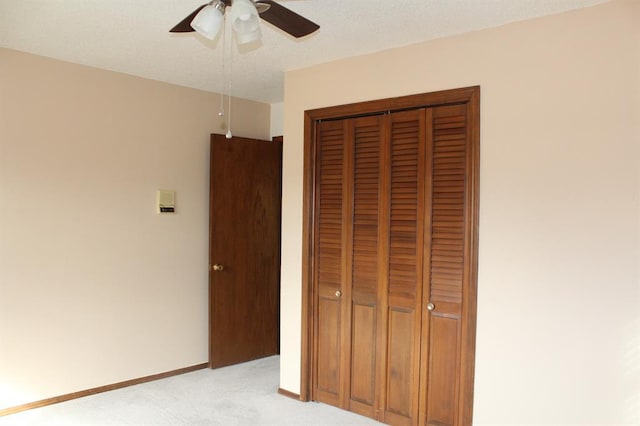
xmin=157 ymin=190 xmax=176 ymax=214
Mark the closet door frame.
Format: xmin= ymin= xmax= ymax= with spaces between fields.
xmin=300 ymin=86 xmax=480 ymax=425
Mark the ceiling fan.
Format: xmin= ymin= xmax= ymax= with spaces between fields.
xmin=170 ymin=0 xmax=320 ymax=43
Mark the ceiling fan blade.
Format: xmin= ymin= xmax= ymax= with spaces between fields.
xmin=256 ymin=0 xmax=319 ymax=38
xmin=169 ymin=4 xmax=207 ymax=33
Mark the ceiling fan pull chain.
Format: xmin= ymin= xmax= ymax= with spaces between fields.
xmin=226 ymin=24 xmax=234 ymax=139
xmin=218 ymin=16 xmax=227 ymax=117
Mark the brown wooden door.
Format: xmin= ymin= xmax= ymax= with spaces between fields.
xmin=314 ymin=119 xmax=348 ymax=406
xmin=209 ymin=134 xmax=282 ymax=369
xmin=419 ymin=104 xmax=476 ymax=426
xmin=381 ymin=109 xmax=427 ymax=425
xmin=307 ymin=87 xmax=479 ymax=426
xmin=313 ymin=115 xmax=388 ymax=413
xmin=348 ymin=115 xmax=385 ymax=419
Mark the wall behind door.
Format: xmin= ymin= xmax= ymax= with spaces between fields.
xmin=280 ymin=0 xmax=639 ymax=424
xmin=0 ymin=48 xmax=271 ymax=410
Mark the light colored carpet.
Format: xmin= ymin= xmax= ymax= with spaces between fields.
xmin=0 ymin=356 xmax=382 ymax=425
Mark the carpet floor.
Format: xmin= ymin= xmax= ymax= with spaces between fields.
xmin=0 ymin=356 xmax=382 ymax=425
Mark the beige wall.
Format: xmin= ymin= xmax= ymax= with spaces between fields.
xmin=281 ymin=0 xmax=639 ymax=423
xmin=270 ymin=102 xmax=284 ymax=138
xmin=0 ymin=48 xmax=270 ymax=409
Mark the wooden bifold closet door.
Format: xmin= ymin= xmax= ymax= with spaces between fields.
xmin=305 ymin=87 xmax=479 ymax=426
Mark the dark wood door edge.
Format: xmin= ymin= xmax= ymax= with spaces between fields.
xmin=277 ymin=387 xmax=302 ymax=400
xmin=0 ymin=363 xmax=208 ymax=417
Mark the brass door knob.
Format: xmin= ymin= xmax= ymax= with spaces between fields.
xmin=427 ymin=303 xmax=435 ymax=311
xmin=212 ymin=264 xmax=224 ymax=272
xmin=335 ymin=290 xmax=342 ymax=297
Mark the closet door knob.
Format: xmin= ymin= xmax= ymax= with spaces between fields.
xmin=212 ymin=264 xmax=224 ymax=272
xmin=335 ymin=290 xmax=342 ymax=298
xmin=427 ymin=303 xmax=435 ymax=311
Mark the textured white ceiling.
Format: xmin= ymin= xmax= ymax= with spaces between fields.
xmin=0 ymin=0 xmax=609 ymax=104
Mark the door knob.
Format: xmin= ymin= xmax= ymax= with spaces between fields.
xmin=335 ymin=290 xmax=342 ymax=297
xmin=426 ymin=303 xmax=435 ymax=311
xmin=212 ymin=264 xmax=224 ymax=272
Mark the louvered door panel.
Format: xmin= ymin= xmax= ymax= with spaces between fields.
xmin=383 ymin=110 xmax=426 ymax=426
xmin=315 ymin=120 xmax=347 ymax=406
xmin=349 ymin=116 xmax=383 ymax=417
xmin=424 ymin=104 xmax=468 ymax=426
xmin=387 ymin=114 xmax=421 ymax=301
xmin=431 ymin=109 xmax=466 ymax=305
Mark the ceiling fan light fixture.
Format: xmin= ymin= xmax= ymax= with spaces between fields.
xmin=235 ymin=26 xmax=262 ymax=45
xmin=190 ymin=0 xmax=226 ymax=40
xmin=230 ymin=0 xmax=261 ymax=43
